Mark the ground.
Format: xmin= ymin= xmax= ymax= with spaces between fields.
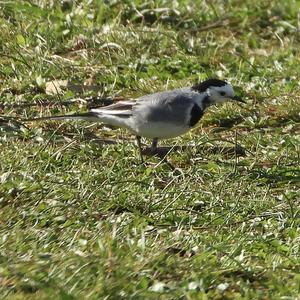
xmin=0 ymin=1 xmax=299 ymax=299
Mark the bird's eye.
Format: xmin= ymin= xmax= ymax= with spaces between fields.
xmin=220 ymin=91 xmax=226 ymax=96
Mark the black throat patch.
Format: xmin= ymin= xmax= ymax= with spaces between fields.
xmin=189 ymin=104 xmax=203 ymax=127
xmin=192 ymin=78 xmax=227 ymax=93
xmin=202 ymin=95 xmax=210 ymax=110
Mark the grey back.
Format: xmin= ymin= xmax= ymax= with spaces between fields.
xmin=133 ymin=88 xmax=198 ymax=125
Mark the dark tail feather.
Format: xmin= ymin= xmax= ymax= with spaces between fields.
xmin=23 ymin=112 xmax=99 ymax=122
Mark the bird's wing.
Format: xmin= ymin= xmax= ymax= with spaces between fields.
xmin=133 ymin=89 xmax=200 ymax=126
xmin=90 ymin=100 xmax=134 ymax=117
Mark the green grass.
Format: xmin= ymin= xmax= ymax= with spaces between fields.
xmin=0 ymin=1 xmax=300 ymax=299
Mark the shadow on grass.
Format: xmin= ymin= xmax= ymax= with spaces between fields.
xmin=141 ymin=144 xmax=246 ymax=158
xmin=248 ymin=167 xmax=300 ymax=184
xmin=1 ymin=116 xmax=247 ymax=159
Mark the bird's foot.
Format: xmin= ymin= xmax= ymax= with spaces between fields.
xmin=140 ymin=147 xmax=178 ymax=171
xmin=141 ymin=146 xmax=179 ymax=158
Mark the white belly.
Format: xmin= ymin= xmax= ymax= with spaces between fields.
xmin=131 ymin=121 xmax=190 ymax=139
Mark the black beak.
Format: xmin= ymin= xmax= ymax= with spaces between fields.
xmin=231 ymin=95 xmax=245 ymax=103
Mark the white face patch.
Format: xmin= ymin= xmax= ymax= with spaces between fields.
xmin=209 ymin=84 xmax=235 ymax=103
xmin=214 ymin=84 xmax=235 ymax=98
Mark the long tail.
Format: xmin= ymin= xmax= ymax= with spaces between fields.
xmin=23 ymin=112 xmax=100 ymax=122
xmin=23 ymin=110 xmax=133 ymax=129
xmin=22 ymin=100 xmax=135 ymax=130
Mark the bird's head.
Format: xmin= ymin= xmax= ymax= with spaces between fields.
xmin=192 ymin=79 xmax=244 ymax=107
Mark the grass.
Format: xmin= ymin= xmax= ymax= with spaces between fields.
xmin=0 ymin=0 xmax=300 ymax=299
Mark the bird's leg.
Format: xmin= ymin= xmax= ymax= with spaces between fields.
xmin=136 ymin=135 xmax=144 ymax=163
xmin=150 ymin=138 xmax=176 ymax=170
xmin=150 ymin=138 xmax=158 ymax=153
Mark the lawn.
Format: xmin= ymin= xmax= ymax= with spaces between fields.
xmin=0 ymin=1 xmax=299 ymax=299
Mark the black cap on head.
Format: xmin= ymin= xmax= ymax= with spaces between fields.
xmin=192 ymin=78 xmax=228 ymax=93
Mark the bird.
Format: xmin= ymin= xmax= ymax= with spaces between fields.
xmin=24 ymin=78 xmax=244 ymax=162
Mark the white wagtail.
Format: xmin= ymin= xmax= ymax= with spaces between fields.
xmin=26 ymin=79 xmax=244 ymax=161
